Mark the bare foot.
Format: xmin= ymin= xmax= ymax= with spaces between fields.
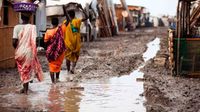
xmin=70 ymin=70 xmax=74 ymax=74
xmin=19 ymin=88 xmax=24 ymax=94
xmin=56 ymin=78 xmax=60 ymax=83
xmin=18 ymin=88 xmax=28 ymax=95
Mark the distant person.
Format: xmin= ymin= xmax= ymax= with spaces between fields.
xmin=170 ymin=21 xmax=176 ymax=30
xmin=12 ymin=12 xmax=43 ymax=94
xmin=44 ymin=17 xmax=65 ymax=83
xmin=62 ymin=4 xmax=88 ymax=74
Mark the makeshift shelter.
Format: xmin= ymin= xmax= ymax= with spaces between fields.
xmin=96 ymin=0 xmax=118 ymax=37
xmin=115 ymin=4 xmax=145 ymax=31
xmin=45 ymin=0 xmax=118 ymax=38
xmin=0 ymin=0 xmax=19 ymax=68
xmin=169 ymin=0 xmax=200 ymax=76
xmin=44 ymin=0 xmax=99 ymax=42
xmin=0 ymin=0 xmax=37 ymax=68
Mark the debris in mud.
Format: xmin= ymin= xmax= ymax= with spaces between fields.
xmin=136 ymin=78 xmax=145 ymax=82
xmin=70 ymin=86 xmax=84 ymax=90
xmin=142 ymin=29 xmax=200 ymax=112
xmin=1 ymin=27 xmax=179 ymax=111
xmin=153 ymin=57 xmax=167 ymax=67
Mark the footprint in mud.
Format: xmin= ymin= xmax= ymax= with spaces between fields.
xmin=81 ymin=64 xmax=98 ymax=74
xmin=145 ymin=86 xmax=171 ymax=106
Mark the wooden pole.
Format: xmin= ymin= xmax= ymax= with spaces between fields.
xmin=103 ymin=0 xmax=112 ymax=36
xmin=183 ymin=1 xmax=186 ymax=38
xmin=190 ymin=1 xmax=200 ymax=28
xmin=186 ymin=1 xmax=189 ymax=35
xmin=120 ymin=0 xmax=135 ymax=30
xmin=0 ymin=0 xmax=2 ymax=21
xmin=176 ymin=0 xmax=181 ymax=75
xmin=86 ymin=3 xmax=90 ymax=42
xmin=109 ymin=0 xmax=119 ymax=34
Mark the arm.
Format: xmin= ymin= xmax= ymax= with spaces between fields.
xmin=44 ymin=31 xmax=49 ymax=43
xmin=44 ymin=30 xmax=52 ymax=48
xmin=62 ymin=5 xmax=71 ymax=26
xmin=77 ymin=4 xmax=88 ymax=22
xmin=12 ymin=26 xmax=18 ymax=49
xmin=12 ymin=39 xmax=18 ymax=49
xmin=44 ymin=32 xmax=49 ymax=49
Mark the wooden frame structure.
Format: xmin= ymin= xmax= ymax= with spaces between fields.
xmin=169 ymin=0 xmax=200 ymax=76
xmin=0 ymin=0 xmax=19 ymax=68
xmin=0 ymin=0 xmax=35 ymax=68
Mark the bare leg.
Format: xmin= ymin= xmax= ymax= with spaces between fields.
xmin=70 ymin=62 xmax=77 ymax=74
xmin=66 ymin=59 xmax=71 ymax=72
xmin=50 ymin=72 xmax=55 ymax=83
xmin=23 ymin=82 xmax=29 ymax=94
xmin=71 ymin=55 xmax=79 ymax=74
xmin=56 ymin=72 xmax=60 ymax=82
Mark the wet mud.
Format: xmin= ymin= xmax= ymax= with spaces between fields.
xmin=1 ymin=27 xmax=198 ymax=112
xmin=142 ymin=29 xmax=200 ymax=112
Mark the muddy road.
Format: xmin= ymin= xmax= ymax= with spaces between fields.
xmin=0 ymin=27 xmax=199 ymax=112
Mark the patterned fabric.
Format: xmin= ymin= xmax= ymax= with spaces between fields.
xmin=13 ymin=2 xmax=37 ymax=12
xmin=14 ymin=24 xmax=43 ymax=84
xmin=44 ymin=26 xmax=65 ymax=72
xmin=46 ymin=26 xmax=66 ymax=62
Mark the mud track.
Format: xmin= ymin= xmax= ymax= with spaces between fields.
xmin=1 ymin=27 xmax=198 ymax=111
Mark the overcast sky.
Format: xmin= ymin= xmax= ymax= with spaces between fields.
xmin=113 ymin=0 xmax=178 ymax=17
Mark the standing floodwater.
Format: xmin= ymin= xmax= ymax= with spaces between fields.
xmin=79 ymin=37 xmax=160 ymax=112
xmin=79 ymin=69 xmax=145 ymax=112
xmin=0 ymin=37 xmax=160 ymax=112
xmin=143 ymin=38 xmax=160 ymax=62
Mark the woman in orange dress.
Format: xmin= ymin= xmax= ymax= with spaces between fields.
xmin=44 ymin=18 xmax=65 ymax=83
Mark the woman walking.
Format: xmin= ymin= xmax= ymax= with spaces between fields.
xmin=12 ymin=12 xmax=43 ymax=94
xmin=44 ymin=17 xmax=65 ymax=83
xmin=62 ymin=4 xmax=88 ymax=74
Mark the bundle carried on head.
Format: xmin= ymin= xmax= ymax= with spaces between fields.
xmin=46 ymin=2 xmax=83 ymax=17
xmin=13 ymin=0 xmax=37 ymax=12
xmin=64 ymin=2 xmax=82 ymax=11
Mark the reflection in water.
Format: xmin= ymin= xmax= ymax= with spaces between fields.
xmin=48 ymin=85 xmax=62 ymax=112
xmin=64 ymin=88 xmax=82 ymax=112
xmin=79 ymin=70 xmax=145 ymax=112
xmin=0 ymin=38 xmax=160 ymax=112
xmin=0 ymin=92 xmax=32 ymax=111
xmin=79 ymin=37 xmax=160 ymax=112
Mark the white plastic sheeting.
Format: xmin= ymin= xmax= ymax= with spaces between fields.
xmin=46 ymin=0 xmax=95 ymax=16
xmin=46 ymin=0 xmax=93 ymax=8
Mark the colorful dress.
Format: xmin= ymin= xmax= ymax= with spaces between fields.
xmin=13 ymin=24 xmax=43 ymax=83
xmin=62 ymin=18 xmax=82 ymax=62
xmin=44 ymin=27 xmax=65 ymax=72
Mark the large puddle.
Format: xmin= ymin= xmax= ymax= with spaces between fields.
xmin=0 ymin=38 xmax=160 ymax=112
xmin=143 ymin=38 xmax=160 ymax=62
